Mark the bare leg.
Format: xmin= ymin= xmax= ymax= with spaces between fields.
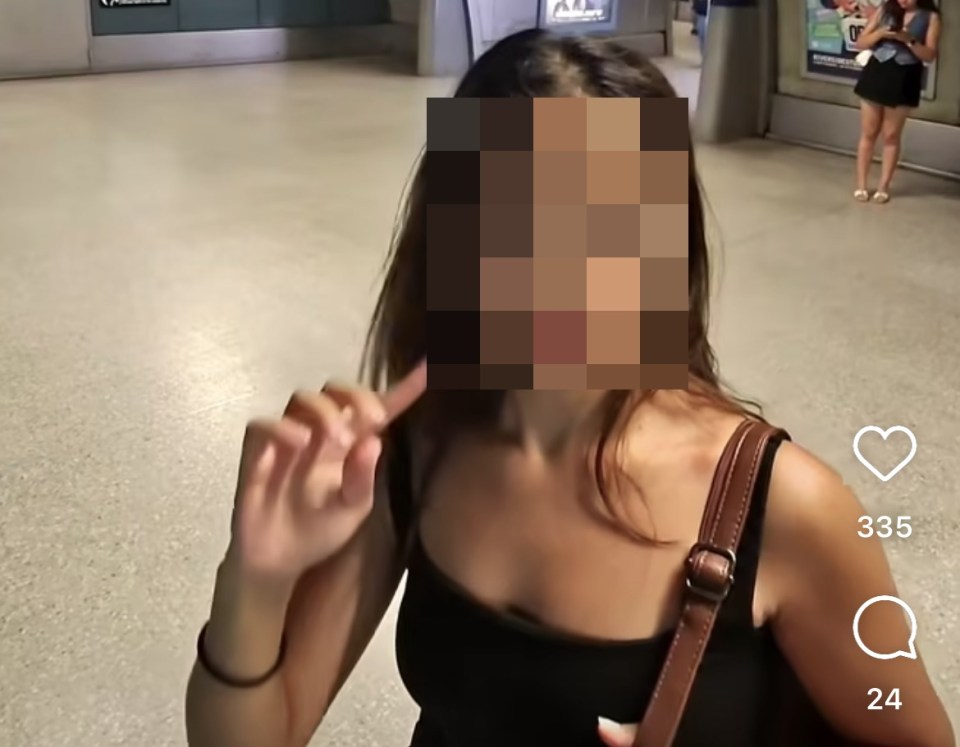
xmin=856 ymin=101 xmax=883 ymax=195
xmin=878 ymin=106 xmax=910 ymax=195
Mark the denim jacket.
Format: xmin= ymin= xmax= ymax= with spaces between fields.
xmin=874 ymin=10 xmax=932 ymax=66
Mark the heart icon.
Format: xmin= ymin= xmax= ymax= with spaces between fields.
xmin=852 ymin=426 xmax=917 ymax=482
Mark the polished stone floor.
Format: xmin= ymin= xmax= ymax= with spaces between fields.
xmin=1 ymin=31 xmax=958 ymax=747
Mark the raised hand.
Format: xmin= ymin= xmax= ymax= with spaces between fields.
xmin=226 ymin=361 xmax=427 ymax=583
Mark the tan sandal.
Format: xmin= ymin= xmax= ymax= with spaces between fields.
xmin=872 ymin=190 xmax=890 ymax=204
xmin=854 ymin=189 xmax=870 ymax=202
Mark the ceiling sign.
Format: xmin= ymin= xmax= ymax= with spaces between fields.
xmin=100 ymin=0 xmax=171 ymax=7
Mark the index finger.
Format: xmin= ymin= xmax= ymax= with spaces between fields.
xmin=379 ymin=359 xmax=427 ymax=425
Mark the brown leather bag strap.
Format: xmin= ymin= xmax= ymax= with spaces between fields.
xmin=634 ymin=420 xmax=784 ymax=747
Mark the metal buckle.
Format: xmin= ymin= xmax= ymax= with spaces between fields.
xmin=685 ymin=542 xmax=737 ymax=603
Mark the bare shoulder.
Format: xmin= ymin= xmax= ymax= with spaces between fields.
xmin=762 ymin=440 xmax=866 ymax=574
xmin=755 ymin=439 xmax=954 ymax=746
xmin=767 ymin=440 xmax=851 ymax=510
xmin=930 ymin=11 xmax=942 ymax=35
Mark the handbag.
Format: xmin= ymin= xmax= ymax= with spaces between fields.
xmin=632 ymin=420 xmax=868 ymax=747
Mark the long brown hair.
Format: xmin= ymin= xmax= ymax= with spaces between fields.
xmin=362 ymin=29 xmax=759 ymax=542
xmin=884 ymin=0 xmax=939 ymax=29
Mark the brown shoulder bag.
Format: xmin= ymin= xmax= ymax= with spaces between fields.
xmin=634 ymin=419 xmax=869 ymax=747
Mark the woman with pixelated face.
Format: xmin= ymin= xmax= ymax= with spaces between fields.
xmin=853 ymin=0 xmax=941 ymax=203
xmin=186 ymin=29 xmax=953 ymax=747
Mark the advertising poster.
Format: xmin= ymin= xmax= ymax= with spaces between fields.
xmin=541 ymin=0 xmax=615 ymax=28
xmin=804 ymin=0 xmax=937 ymax=100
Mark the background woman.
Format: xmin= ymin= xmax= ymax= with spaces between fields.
xmin=853 ymin=0 xmax=941 ymax=204
xmin=692 ymin=0 xmax=709 ymax=58
xmin=185 ymin=30 xmax=953 ymax=747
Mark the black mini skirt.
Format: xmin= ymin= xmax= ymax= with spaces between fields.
xmin=854 ymin=56 xmax=924 ymax=109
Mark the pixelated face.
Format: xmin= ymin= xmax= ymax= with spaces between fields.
xmin=425 ymin=97 xmax=690 ymax=390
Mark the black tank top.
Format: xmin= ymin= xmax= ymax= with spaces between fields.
xmin=387 ymin=430 xmax=788 ymax=747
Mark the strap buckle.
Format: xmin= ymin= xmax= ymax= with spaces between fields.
xmin=685 ymin=542 xmax=737 ymax=603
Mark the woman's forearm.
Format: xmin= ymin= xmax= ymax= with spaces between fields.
xmin=910 ymin=44 xmax=937 ymax=63
xmin=185 ymin=560 xmax=298 ymax=747
xmin=857 ymin=30 xmax=888 ymax=50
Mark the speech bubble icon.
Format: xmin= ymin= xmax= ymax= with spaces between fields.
xmin=852 ymin=595 xmax=918 ymax=661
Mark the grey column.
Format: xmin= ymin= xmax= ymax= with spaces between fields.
xmin=613 ymin=0 xmax=670 ymax=59
xmin=418 ymin=0 xmax=470 ymax=76
xmin=419 ymin=0 xmax=541 ymax=78
xmin=0 ymin=0 xmax=91 ymax=77
xmin=417 ymin=0 xmax=671 ymax=79
xmin=693 ymin=0 xmax=765 ymax=143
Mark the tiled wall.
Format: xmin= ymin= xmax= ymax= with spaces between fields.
xmin=90 ymin=0 xmax=391 ymax=36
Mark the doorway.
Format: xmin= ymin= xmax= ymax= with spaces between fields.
xmin=662 ymin=0 xmax=705 ymax=110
